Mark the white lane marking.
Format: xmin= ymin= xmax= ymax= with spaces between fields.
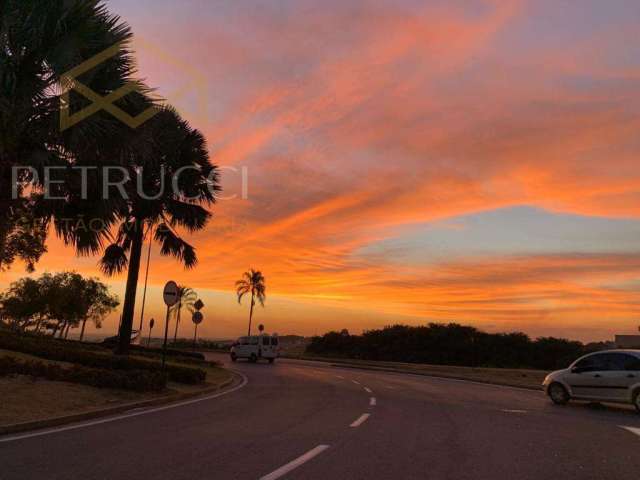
xmin=260 ymin=445 xmax=330 ymax=480
xmin=620 ymin=426 xmax=640 ymax=437
xmin=330 ymin=365 xmax=540 ymax=393
xmin=502 ymin=409 xmax=527 ymax=414
xmin=0 ymin=372 xmax=249 ymax=443
xmin=364 ymin=387 xmax=372 ymax=394
xmin=370 ymin=397 xmax=377 ymax=406
xmin=351 ymin=380 xmax=361 ymax=385
xmin=350 ymin=413 xmax=370 ymax=427
xmin=385 ymin=386 xmax=396 ymax=390
xmin=335 ymin=375 xmax=345 ymax=379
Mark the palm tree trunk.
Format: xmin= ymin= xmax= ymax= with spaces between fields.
xmin=247 ymin=292 xmax=255 ymax=336
xmin=173 ymin=301 xmax=181 ymax=342
xmin=79 ymin=318 xmax=88 ymax=341
xmin=116 ymin=218 xmax=144 ymax=355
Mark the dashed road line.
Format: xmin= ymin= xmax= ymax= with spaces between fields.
xmin=260 ymin=445 xmax=330 ymax=480
xmin=350 ymin=413 xmax=371 ymax=427
xmin=351 ymin=380 xmax=361 ymax=385
xmin=370 ymin=397 xmax=377 ymax=406
xmin=364 ymin=387 xmax=372 ymax=394
xmin=502 ymin=409 xmax=527 ymax=414
xmin=620 ymin=426 xmax=640 ymax=438
xmin=335 ymin=375 xmax=345 ymax=379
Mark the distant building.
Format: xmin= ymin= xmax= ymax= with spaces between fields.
xmin=614 ymin=335 xmax=640 ymax=349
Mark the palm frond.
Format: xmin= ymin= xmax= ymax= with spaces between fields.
xmin=154 ymin=223 xmax=197 ymax=268
xmin=99 ymin=244 xmax=128 ymax=276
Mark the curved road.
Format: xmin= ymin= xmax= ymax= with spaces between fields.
xmin=2 ymin=354 xmax=640 ymax=479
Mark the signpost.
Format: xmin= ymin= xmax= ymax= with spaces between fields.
xmin=192 ymin=300 xmax=204 ymax=347
xmin=162 ymin=281 xmax=179 ymax=368
xmin=192 ymin=311 xmax=203 ymax=347
xmin=147 ymin=318 xmax=155 ymax=347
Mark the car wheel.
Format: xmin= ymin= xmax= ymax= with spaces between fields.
xmin=633 ymin=390 xmax=640 ymax=413
xmin=250 ymin=353 xmax=257 ymax=363
xmin=230 ymin=353 xmax=237 ymax=362
xmin=548 ymin=382 xmax=570 ymax=405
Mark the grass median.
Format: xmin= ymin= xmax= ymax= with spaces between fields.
xmin=0 ymin=344 xmax=234 ymax=429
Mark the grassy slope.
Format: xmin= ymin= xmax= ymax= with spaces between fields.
xmin=0 ymin=347 xmax=233 ymax=427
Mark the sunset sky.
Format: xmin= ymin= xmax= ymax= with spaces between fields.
xmin=5 ymin=0 xmax=640 ymax=342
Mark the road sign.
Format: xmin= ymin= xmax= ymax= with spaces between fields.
xmin=192 ymin=311 xmax=203 ymax=325
xmin=163 ymin=281 xmax=179 ymax=307
xmin=194 ymin=299 xmax=204 ymax=311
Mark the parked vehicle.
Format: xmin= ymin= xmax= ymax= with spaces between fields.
xmin=230 ymin=334 xmax=279 ymax=363
xmin=543 ymin=350 xmax=640 ymax=412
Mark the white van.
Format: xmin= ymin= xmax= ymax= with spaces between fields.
xmin=230 ymin=334 xmax=279 ymax=363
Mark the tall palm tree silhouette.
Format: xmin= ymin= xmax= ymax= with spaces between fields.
xmin=235 ymin=269 xmax=266 ymax=336
xmin=1 ymin=1 xmax=143 ymax=271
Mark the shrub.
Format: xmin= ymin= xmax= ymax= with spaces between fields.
xmin=0 ymin=332 xmax=206 ymax=384
xmin=0 ymin=356 xmax=166 ymax=392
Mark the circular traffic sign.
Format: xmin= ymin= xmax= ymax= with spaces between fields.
xmin=163 ymin=281 xmax=179 ymax=307
xmin=192 ymin=311 xmax=203 ymax=325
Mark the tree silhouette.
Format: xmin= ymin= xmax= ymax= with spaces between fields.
xmin=235 ymin=269 xmax=266 ymax=336
xmin=0 ymin=0 xmax=142 ymax=272
xmin=173 ymin=285 xmax=197 ymax=342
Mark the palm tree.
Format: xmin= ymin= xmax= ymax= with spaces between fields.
xmin=77 ymin=106 xmax=220 ymax=354
xmin=235 ymin=269 xmax=266 ymax=336
xmin=0 ymin=0 xmax=143 ymax=272
xmin=172 ymin=285 xmax=197 ymax=342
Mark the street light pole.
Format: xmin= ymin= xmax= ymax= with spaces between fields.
xmin=138 ymin=226 xmax=153 ymax=333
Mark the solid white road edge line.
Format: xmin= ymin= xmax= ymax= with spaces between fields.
xmin=370 ymin=397 xmax=377 ymax=406
xmin=0 ymin=371 xmax=249 ymax=443
xmin=364 ymin=387 xmax=372 ymax=393
xmin=620 ymin=426 xmax=640 ymax=437
xmin=350 ymin=413 xmax=371 ymax=427
xmin=260 ymin=445 xmax=330 ymax=480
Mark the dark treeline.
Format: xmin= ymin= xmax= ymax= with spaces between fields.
xmin=306 ymin=324 xmax=611 ymax=370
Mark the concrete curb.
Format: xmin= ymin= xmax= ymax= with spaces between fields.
xmin=326 ymin=362 xmax=543 ymax=391
xmin=0 ymin=370 xmax=240 ymax=436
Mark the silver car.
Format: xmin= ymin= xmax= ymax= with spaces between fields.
xmin=543 ymin=350 xmax=640 ymax=412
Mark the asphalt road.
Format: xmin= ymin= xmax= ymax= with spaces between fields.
xmin=2 ymin=353 xmax=640 ymax=480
